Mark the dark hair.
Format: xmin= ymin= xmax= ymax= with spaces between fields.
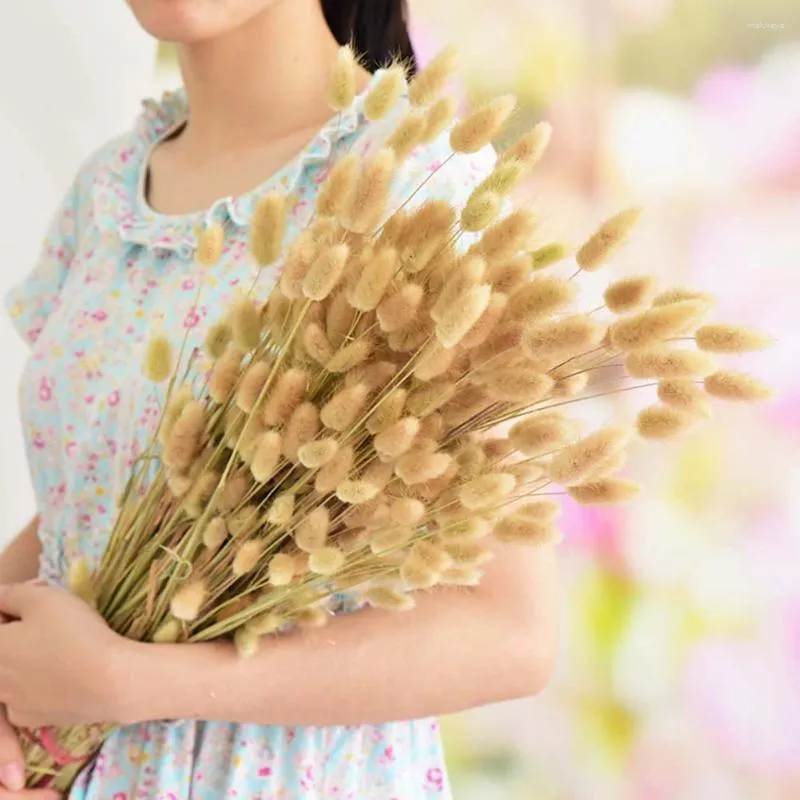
xmin=321 ymin=0 xmax=417 ymax=76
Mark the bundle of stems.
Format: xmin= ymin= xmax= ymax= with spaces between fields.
xmin=22 ymin=47 xmax=772 ymax=791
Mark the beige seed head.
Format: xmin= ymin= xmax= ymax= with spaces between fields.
xmin=303 ymin=243 xmax=350 ymax=301
xmin=474 ymin=162 xmax=526 ymax=197
xmin=395 ymin=450 xmax=452 ymax=485
xmin=548 ymin=426 xmax=632 ymax=486
xmin=365 ymin=586 xmax=416 ymax=611
xmin=414 ymin=340 xmax=458 ymax=381
xmin=350 ymin=247 xmax=398 ymax=310
xmin=494 ymin=515 xmax=561 ymax=545
xmin=531 ymin=242 xmax=571 ymax=271
xmin=202 ymin=516 xmax=228 ymax=551
xmin=400 ymin=561 xmax=440 ymax=590
xmin=499 ymin=121 xmax=553 ymax=169
xmin=461 ymin=191 xmax=503 ymax=233
xmin=436 ymin=284 xmax=493 ymax=349
xmin=143 ymin=334 xmax=173 ymax=383
xmin=438 ymin=517 xmax=492 ymax=544
xmin=506 ymin=461 xmax=546 ymax=484
xmin=388 ymin=497 xmax=426 ymax=525
xmin=374 ymin=417 xmax=421 ymax=459
xmin=518 ymin=498 xmax=561 ymax=523
xmin=309 ymin=546 xmax=346 ymax=576
xmin=522 ymin=315 xmax=606 ymax=362
xmin=164 ymin=401 xmax=205 ymax=471
xmin=484 ymin=366 xmax=554 ymax=404
xmin=267 ymin=553 xmax=296 ymax=586
xmin=704 ymin=370 xmax=773 ymax=403
xmin=361 ymin=459 xmax=395 ymax=490
xmin=637 ymin=404 xmax=698 ymax=440
xmin=152 ymin=619 xmax=183 ymax=645
xmin=587 ymin=449 xmax=629 ymax=480
xmin=568 ymin=478 xmax=641 ymax=505
xmin=604 ymin=275 xmax=658 ymax=314
xmin=228 ymin=504 xmax=259 ymax=537
xmin=450 ymin=95 xmax=517 ymax=154
xmin=247 ymin=612 xmax=285 ymax=636
xmin=432 ymin=256 xmax=487 ymax=322
xmin=408 ymin=541 xmax=452 ymax=573
xmin=459 ymin=473 xmax=517 ymax=511
xmin=455 ymin=444 xmax=487 ymax=480
xmin=576 ymin=207 xmax=642 ymax=272
xmin=279 ymin=230 xmax=318 ymax=299
xmin=236 ymin=361 xmax=271 ymax=413
xmin=442 ymin=384 xmax=490 ymax=427
xmin=507 ymin=276 xmax=577 ymax=322
xmin=366 ymin=389 xmax=408 ymax=435
xmin=232 ymin=539 xmax=265 ymax=577
xmin=469 ymin=321 xmax=524 ymax=367
xmin=407 ymin=381 xmax=457 ymax=418
xmin=250 ymin=193 xmax=286 ymax=266
xmin=695 ymin=324 xmax=772 ymax=353
xmin=446 ymin=541 xmax=495 ymax=566
xmin=196 ymin=223 xmax=225 ymax=267
xmin=476 ymin=208 xmax=537 ymax=264
xmin=234 ymin=628 xmax=261 ymax=659
xmin=282 ymin=402 xmax=321 ymax=462
xmin=386 ymin=111 xmax=427 ymax=161
xmin=317 ymin=154 xmax=359 ymax=218
xmin=216 ymin=469 xmax=249 ymax=513
xmin=339 ymin=527 xmax=369 ymax=554
xmin=509 ymin=411 xmax=575 ymax=456
xmin=67 ymin=557 xmax=95 ymax=606
xmin=420 ymin=96 xmax=458 ymax=144
xmin=298 ymin=438 xmax=340 ymax=469
xmin=378 ymin=284 xmax=424 ymax=333
xmin=440 ymin=565 xmax=483 ymax=586
xmin=336 ymin=480 xmax=382 ymax=505
xmin=263 ymin=368 xmax=309 ymax=427
xmin=159 ymin=385 xmax=195 ymax=446
xmin=552 ymin=372 xmax=590 ymax=398
xmin=266 ymin=492 xmax=296 ymax=526
xmin=326 ymin=338 xmax=374 ymax=374
xmin=486 ymin=256 xmax=530 ymax=294
xmin=610 ymin=300 xmax=709 ymax=351
xmin=170 ymin=579 xmax=206 ymax=622
xmin=408 ymin=46 xmax=459 ymax=107
xmin=204 ymin=321 xmax=232 ymax=361
xmin=303 ymin=322 xmax=335 ymax=364
xmin=652 ymin=287 xmax=716 ymax=309
xmin=624 ymin=347 xmax=715 ymax=380
xmin=370 ymin=524 xmax=413 ymax=555
xmin=418 ymin=412 xmax=445 ymax=441
xmin=296 ymin=506 xmax=330 ymax=552
xmin=209 ymin=351 xmax=240 ymax=403
xmin=248 ymin=430 xmax=281 ymax=482
xmin=341 ymin=148 xmax=396 ymax=235
xmin=321 ymin=384 xmax=369 ymax=432
xmin=346 ymin=360 xmax=398 ymax=391
xmin=364 ymin=64 xmax=407 ymax=120
xmin=657 ymin=378 xmax=712 ymax=418
xmin=182 ymin=469 xmax=220 ymax=519
xmin=459 ymin=293 xmax=508 ymax=350
xmin=315 ymin=444 xmax=355 ymax=494
xmin=328 ymin=45 xmax=357 ymax=111
xmin=325 ymin=290 xmax=357 ymax=348
xmin=231 ymin=296 xmax=262 ymax=352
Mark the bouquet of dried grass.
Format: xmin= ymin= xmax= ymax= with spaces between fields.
xmin=22 ymin=47 xmax=772 ymax=791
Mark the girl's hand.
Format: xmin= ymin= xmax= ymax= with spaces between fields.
xmin=0 ymin=583 xmax=129 ymax=729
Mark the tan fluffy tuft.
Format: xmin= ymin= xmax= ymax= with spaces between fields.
xmin=548 ymin=426 xmax=631 ymax=485
xmin=450 ymin=95 xmax=517 ymax=154
xmin=231 ymin=296 xmax=263 ymax=352
xmin=236 ymin=361 xmax=271 ymax=413
xmin=295 ymin=506 xmax=330 ymax=552
xmin=251 ymin=193 xmax=286 ymax=266
xmin=266 ymin=492 xmax=296 ymax=526
xmin=420 ymin=96 xmax=458 ymax=144
xmin=610 ymin=300 xmax=709 ymax=351
xmin=624 ymin=348 xmax=716 ymax=379
xmin=604 ymin=275 xmax=657 ymax=314
xmin=386 ymin=111 xmax=427 ymax=161
xmin=704 ymin=371 xmax=773 ymax=403
xmin=531 ymin=242 xmax=571 ymax=271
xmin=657 ymin=378 xmax=712 ymax=418
xmin=202 ymin=516 xmax=228 ymax=551
xmin=378 ymin=284 xmax=425 ymax=333
xmin=436 ymin=284 xmax=493 ymax=349
xmin=298 ymin=438 xmax=340 ymax=469
xmin=509 ymin=412 xmax=575 ymax=456
xmin=365 ymin=586 xmax=416 ymax=611
xmin=309 ymin=546 xmax=346 ymax=576
xmin=374 ymin=417 xmax=421 ymax=459
xmin=336 ymin=480 xmax=381 ymax=505
xmin=568 ymin=478 xmax=641 ymax=505
xmin=170 ymin=580 xmax=206 ymax=622
xmin=341 ymin=149 xmax=396 ymax=235
xmin=143 ymin=334 xmax=174 ymax=383
xmin=637 ymin=404 xmax=698 ymax=440
xmin=695 ymin=324 xmax=772 ymax=353
xmin=262 ymin=368 xmax=308 ymax=427
xmin=507 ymin=276 xmax=577 ymax=321
xmin=476 ymin=208 xmax=537 ymax=264
xmin=317 ymin=155 xmax=359 ymax=218
xmin=408 ymin=46 xmax=459 ymax=106
xmin=459 ymin=473 xmax=517 ymax=510
xmin=484 ymin=366 xmax=554 ymax=404
xmin=321 ymin=384 xmax=369 ymax=432
xmin=461 ymin=191 xmax=503 ymax=233
xmin=232 ymin=540 xmax=265 ymax=577
xmin=494 ymin=515 xmax=560 ymax=545
xmin=328 ymin=45 xmax=357 ymax=111
xmin=196 ymin=223 xmax=225 ymax=267
xmin=364 ymin=65 xmax=407 ymax=120
xmin=499 ymin=121 xmax=553 ymax=168
xmin=282 ymin=402 xmax=321 ymax=462
xmin=395 ymin=450 xmax=452 ymax=485
xmin=303 ymin=243 xmax=350 ymax=301
xmin=576 ymin=207 xmax=642 ymax=271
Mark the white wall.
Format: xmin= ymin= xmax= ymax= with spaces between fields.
xmin=0 ymin=4 xmax=156 ymax=546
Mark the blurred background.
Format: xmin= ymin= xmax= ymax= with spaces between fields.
xmin=2 ymin=1 xmax=799 ymax=797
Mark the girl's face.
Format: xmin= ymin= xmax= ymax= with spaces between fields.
xmin=127 ymin=0 xmax=283 ymax=42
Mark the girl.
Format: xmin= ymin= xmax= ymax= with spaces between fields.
xmin=0 ymin=1 xmax=558 ymax=797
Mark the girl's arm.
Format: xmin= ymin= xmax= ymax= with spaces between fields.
xmin=0 ymin=518 xmax=41 ymax=586
xmin=121 ymin=542 xmax=559 ymax=727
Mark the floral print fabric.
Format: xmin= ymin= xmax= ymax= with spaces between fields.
xmin=5 ymin=73 xmax=495 ymax=798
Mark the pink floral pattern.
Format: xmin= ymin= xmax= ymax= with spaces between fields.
xmin=6 ymin=75 xmax=496 ymax=798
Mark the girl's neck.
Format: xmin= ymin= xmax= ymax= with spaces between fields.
xmin=175 ymin=0 xmax=354 ymax=160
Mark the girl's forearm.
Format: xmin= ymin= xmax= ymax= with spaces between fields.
xmin=0 ymin=516 xmax=41 ymax=586
xmin=120 ymin=545 xmax=558 ymax=728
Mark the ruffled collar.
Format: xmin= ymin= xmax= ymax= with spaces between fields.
xmin=93 ymin=72 xmax=387 ymax=257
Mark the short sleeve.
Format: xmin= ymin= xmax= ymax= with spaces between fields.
xmin=4 ymin=180 xmax=80 ymax=347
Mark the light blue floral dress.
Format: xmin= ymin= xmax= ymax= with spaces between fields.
xmin=5 ymin=73 xmax=495 ymax=799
